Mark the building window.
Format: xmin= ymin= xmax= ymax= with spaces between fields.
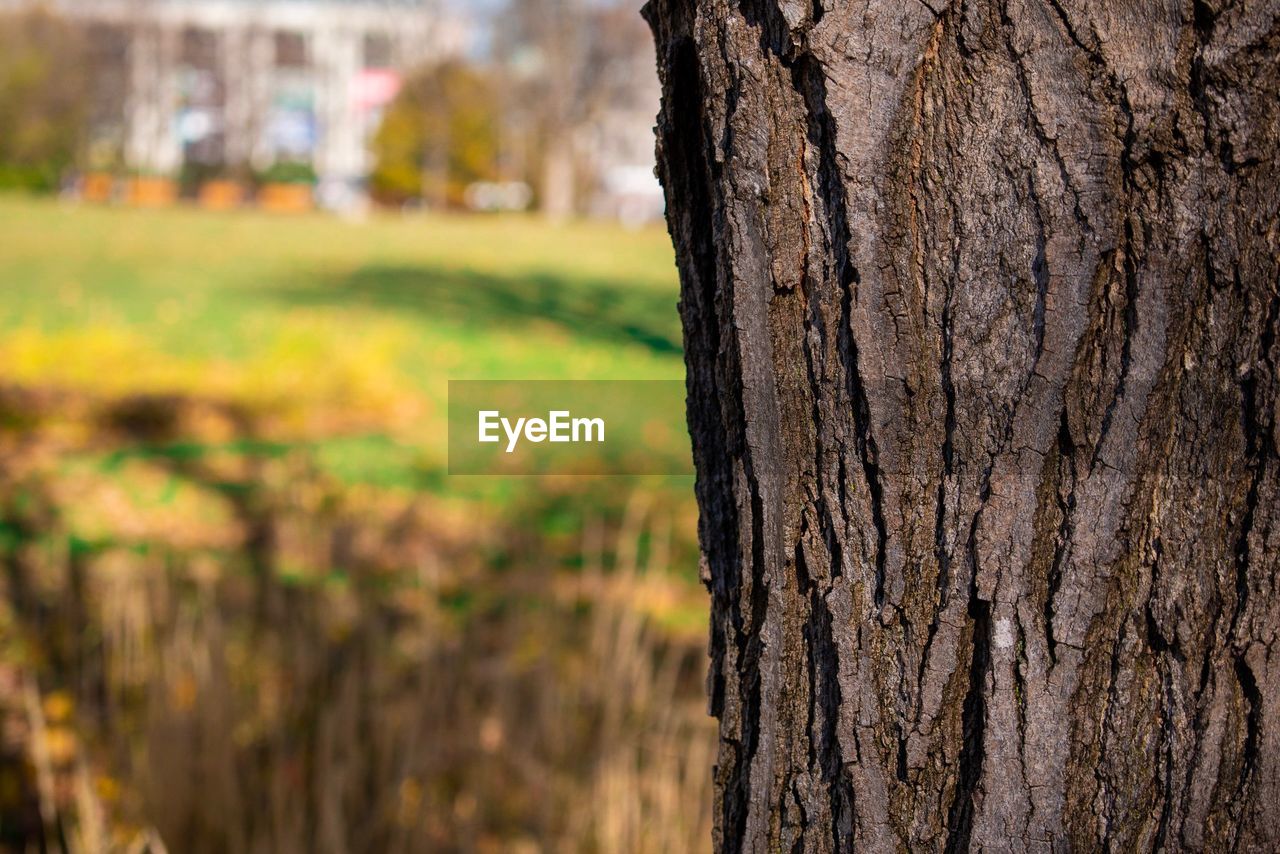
xmin=363 ymin=33 xmax=392 ymax=69
xmin=181 ymin=28 xmax=218 ymax=69
xmin=274 ymin=31 xmax=308 ymax=69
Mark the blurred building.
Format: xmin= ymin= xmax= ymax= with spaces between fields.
xmin=579 ymin=35 xmax=664 ymax=227
xmin=0 ymin=0 xmax=469 ymax=200
xmin=499 ymin=0 xmax=664 ymax=224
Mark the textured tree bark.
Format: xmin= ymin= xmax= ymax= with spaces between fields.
xmin=645 ymin=0 xmax=1279 ymax=849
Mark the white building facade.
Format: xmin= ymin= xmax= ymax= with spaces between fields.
xmin=2 ymin=0 xmax=469 ymax=193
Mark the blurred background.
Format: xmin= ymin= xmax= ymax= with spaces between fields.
xmin=0 ymin=1 xmax=712 ymax=851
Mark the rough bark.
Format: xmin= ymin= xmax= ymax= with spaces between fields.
xmin=645 ymin=0 xmax=1280 ymax=850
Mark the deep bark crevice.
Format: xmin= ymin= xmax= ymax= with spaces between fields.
xmin=944 ymin=593 xmax=991 ymax=854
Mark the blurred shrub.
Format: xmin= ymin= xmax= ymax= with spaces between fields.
xmin=370 ymin=62 xmax=500 ymax=208
xmin=178 ymin=160 xmax=229 ymax=196
xmin=257 ymin=160 xmax=318 ymax=187
xmin=0 ymin=9 xmax=89 ymax=192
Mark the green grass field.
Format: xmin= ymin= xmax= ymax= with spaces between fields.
xmin=0 ymin=195 xmax=686 ymax=489
xmin=0 ymin=192 xmax=701 ymax=606
xmin=0 ymin=195 xmax=713 ymax=850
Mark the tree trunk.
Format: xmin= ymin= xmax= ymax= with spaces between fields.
xmin=645 ymin=0 xmax=1279 ymax=850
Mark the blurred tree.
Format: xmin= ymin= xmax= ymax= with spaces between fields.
xmin=369 ymin=61 xmax=500 ymax=209
xmin=493 ymin=0 xmax=654 ymax=219
xmin=0 ymin=8 xmax=91 ymax=192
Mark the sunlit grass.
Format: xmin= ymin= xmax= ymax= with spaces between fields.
xmin=0 ymin=196 xmax=685 ymax=476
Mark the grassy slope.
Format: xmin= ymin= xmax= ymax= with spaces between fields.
xmin=0 ymin=196 xmax=686 ymax=491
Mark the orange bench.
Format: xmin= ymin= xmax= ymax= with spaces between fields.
xmin=124 ymin=177 xmax=178 ymax=208
xmin=198 ymin=180 xmax=247 ymax=211
xmin=257 ymin=183 xmax=313 ymax=213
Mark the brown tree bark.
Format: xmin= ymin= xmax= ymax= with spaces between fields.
xmin=645 ymin=0 xmax=1279 ymax=849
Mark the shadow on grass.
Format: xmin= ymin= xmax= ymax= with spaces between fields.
xmin=269 ymin=264 xmax=683 ymax=356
